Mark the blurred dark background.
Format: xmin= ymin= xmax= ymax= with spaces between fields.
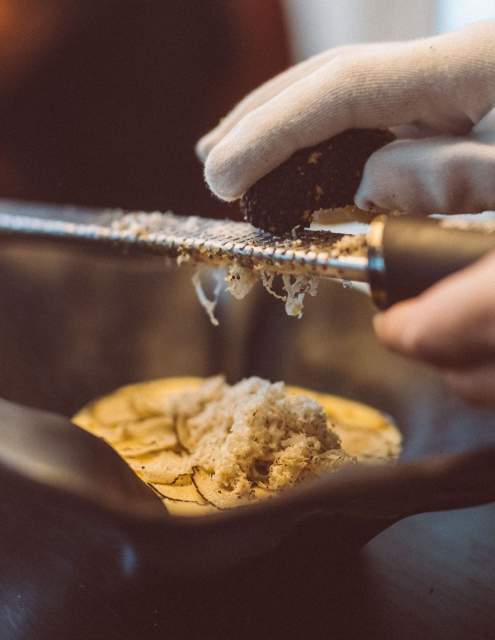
xmin=0 ymin=0 xmax=290 ymax=410
xmin=0 ymin=0 xmax=289 ymax=216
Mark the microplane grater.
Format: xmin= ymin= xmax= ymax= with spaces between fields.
xmin=0 ymin=200 xmax=368 ymax=282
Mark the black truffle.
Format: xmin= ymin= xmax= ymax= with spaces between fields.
xmin=240 ymin=128 xmax=395 ymax=234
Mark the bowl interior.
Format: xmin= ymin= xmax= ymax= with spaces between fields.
xmin=0 ymin=238 xmax=493 ymax=459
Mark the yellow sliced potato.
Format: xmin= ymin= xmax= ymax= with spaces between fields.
xmin=146 ymin=478 xmax=216 ymax=516
xmin=73 ymin=377 xmax=402 ymax=517
xmin=128 ymin=450 xmax=190 ymax=484
xmin=153 ymin=481 xmax=207 ymax=504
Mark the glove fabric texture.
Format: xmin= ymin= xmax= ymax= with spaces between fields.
xmin=197 ymin=22 xmax=495 ymax=215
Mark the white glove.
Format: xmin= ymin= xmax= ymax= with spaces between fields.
xmin=197 ymin=21 xmax=495 ymax=215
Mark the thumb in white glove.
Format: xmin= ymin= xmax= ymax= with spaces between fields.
xmin=198 ymin=21 xmax=495 ymax=215
xmin=357 ymin=112 xmax=495 ymax=213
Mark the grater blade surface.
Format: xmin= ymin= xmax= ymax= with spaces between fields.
xmin=0 ymin=200 xmax=369 ymax=281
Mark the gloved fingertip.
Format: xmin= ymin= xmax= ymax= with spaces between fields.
xmin=195 ymin=133 xmax=216 ymax=162
xmin=354 ymin=171 xmax=381 ymax=211
xmin=204 ymin=145 xmax=246 ymax=201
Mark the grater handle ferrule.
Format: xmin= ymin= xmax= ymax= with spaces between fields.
xmin=368 ymin=216 xmax=495 ymax=309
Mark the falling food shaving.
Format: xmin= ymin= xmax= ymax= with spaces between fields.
xmin=281 ymin=274 xmax=319 ymax=318
xmin=226 ymin=263 xmax=319 ymax=319
xmin=224 ymin=264 xmax=257 ymax=300
xmin=260 ymin=271 xmax=319 ymax=317
xmin=191 ymin=269 xmax=223 ymax=327
xmin=111 ymin=212 xmax=363 ymax=326
xmin=176 ymin=249 xmax=191 ymax=266
xmin=260 ymin=271 xmax=286 ymax=302
xmin=192 ymin=263 xmax=320 ymax=325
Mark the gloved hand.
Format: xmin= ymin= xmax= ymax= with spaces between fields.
xmin=197 ymin=21 xmax=495 ymax=215
xmin=374 ymin=250 xmax=495 ymax=407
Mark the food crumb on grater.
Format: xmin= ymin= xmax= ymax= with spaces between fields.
xmin=330 ymin=234 xmax=367 ymax=258
xmin=111 ymin=212 xmax=368 ymax=325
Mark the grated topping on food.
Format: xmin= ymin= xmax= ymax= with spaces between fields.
xmin=135 ymin=376 xmax=354 ymax=501
xmin=74 ymin=375 xmax=402 ymax=513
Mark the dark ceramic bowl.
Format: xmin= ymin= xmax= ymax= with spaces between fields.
xmin=0 ymin=238 xmax=494 ymax=639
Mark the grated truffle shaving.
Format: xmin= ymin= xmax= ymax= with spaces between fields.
xmin=281 ymin=274 xmax=319 ymax=318
xmin=260 ymin=271 xmax=286 ymax=302
xmin=191 ymin=268 xmax=223 ymax=327
xmin=135 ymin=376 xmax=354 ymax=500
xmin=224 ymin=263 xmax=257 ymax=300
xmin=110 ymin=211 xmax=364 ymax=325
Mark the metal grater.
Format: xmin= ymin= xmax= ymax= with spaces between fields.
xmin=2 ymin=199 xmax=495 ymax=309
xmin=0 ymin=200 xmax=368 ymax=282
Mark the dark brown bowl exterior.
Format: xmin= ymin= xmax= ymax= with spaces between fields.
xmin=2 ymin=397 xmax=495 ymax=638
